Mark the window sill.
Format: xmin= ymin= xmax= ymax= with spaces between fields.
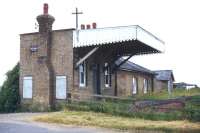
xmin=79 ymin=86 xmax=87 ymax=89
xmin=56 ymin=98 xmax=67 ymax=100
xmin=105 ymin=84 xmax=111 ymax=88
xmin=104 ymin=86 xmax=111 ymax=89
xmin=22 ymin=98 xmax=33 ymax=100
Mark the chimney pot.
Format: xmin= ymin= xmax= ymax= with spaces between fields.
xmin=86 ymin=24 xmax=91 ymax=29
xmin=43 ymin=3 xmax=48 ymax=14
xmin=92 ymin=22 xmax=97 ymax=29
xmin=81 ymin=24 xmax=85 ymax=30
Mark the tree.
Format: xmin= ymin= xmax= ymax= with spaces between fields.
xmin=0 ymin=63 xmax=20 ymax=112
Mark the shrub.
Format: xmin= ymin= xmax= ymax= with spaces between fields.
xmin=183 ymin=108 xmax=200 ymax=122
xmin=0 ymin=63 xmax=20 ymax=113
xmin=182 ymin=95 xmax=200 ymax=122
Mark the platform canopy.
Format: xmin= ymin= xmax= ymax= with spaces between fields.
xmin=73 ymin=25 xmax=165 ymax=67
xmin=73 ymin=25 xmax=164 ymax=53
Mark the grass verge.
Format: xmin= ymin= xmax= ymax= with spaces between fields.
xmin=64 ymin=100 xmax=186 ymax=121
xmin=135 ymin=88 xmax=200 ymax=100
xmin=33 ymin=110 xmax=200 ymax=133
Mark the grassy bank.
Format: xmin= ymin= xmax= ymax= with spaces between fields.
xmin=33 ymin=89 xmax=200 ymax=132
xmin=63 ymin=94 xmax=200 ymax=121
xmin=64 ymin=100 xmax=184 ymax=121
xmin=33 ymin=110 xmax=200 ymax=133
xmin=136 ymin=88 xmax=200 ymax=100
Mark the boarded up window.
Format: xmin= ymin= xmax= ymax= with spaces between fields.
xmin=23 ymin=76 xmax=32 ymax=99
xmin=56 ymin=76 xmax=67 ymax=99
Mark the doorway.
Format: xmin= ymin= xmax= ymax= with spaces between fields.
xmin=93 ymin=64 xmax=101 ymax=95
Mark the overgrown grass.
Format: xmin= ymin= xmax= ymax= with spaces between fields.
xmin=33 ymin=89 xmax=200 ymax=132
xmin=136 ymin=88 xmax=200 ymax=100
xmin=33 ymin=110 xmax=200 ymax=133
xmin=64 ymin=92 xmax=200 ymax=122
xmin=184 ymin=95 xmax=200 ymax=122
xmin=65 ymin=100 xmax=185 ymax=121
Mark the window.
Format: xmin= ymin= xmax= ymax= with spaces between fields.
xmin=56 ymin=76 xmax=67 ymax=99
xmin=132 ymin=77 xmax=137 ymax=94
xmin=104 ymin=63 xmax=111 ymax=87
xmin=143 ymin=78 xmax=148 ymax=94
xmin=79 ymin=62 xmax=86 ymax=87
xmin=23 ymin=76 xmax=32 ymax=99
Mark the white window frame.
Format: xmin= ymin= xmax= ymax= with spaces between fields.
xmin=143 ymin=78 xmax=148 ymax=94
xmin=79 ymin=62 xmax=86 ymax=87
xmin=23 ymin=76 xmax=32 ymax=99
xmin=104 ymin=63 xmax=111 ymax=88
xmin=56 ymin=76 xmax=67 ymax=99
xmin=132 ymin=77 xmax=137 ymax=94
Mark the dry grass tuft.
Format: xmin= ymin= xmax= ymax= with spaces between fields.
xmin=33 ymin=110 xmax=200 ymax=133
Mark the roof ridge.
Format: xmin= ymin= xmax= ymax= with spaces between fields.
xmin=153 ymin=70 xmax=173 ymax=71
xmin=119 ymin=58 xmax=154 ymax=74
xmin=126 ymin=59 xmax=152 ymax=71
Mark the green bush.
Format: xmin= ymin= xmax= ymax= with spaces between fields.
xmin=0 ymin=63 xmax=20 ymax=113
xmin=183 ymin=95 xmax=200 ymax=122
xmin=183 ymin=108 xmax=200 ymax=122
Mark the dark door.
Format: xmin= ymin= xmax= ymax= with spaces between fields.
xmin=93 ymin=64 xmax=101 ymax=95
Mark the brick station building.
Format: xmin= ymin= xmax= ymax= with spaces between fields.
xmin=20 ymin=4 xmax=164 ymax=110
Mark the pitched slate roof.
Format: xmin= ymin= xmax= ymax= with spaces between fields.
xmin=116 ymin=58 xmax=154 ymax=75
xmin=154 ymin=70 xmax=175 ymax=81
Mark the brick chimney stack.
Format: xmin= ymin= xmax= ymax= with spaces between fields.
xmin=35 ymin=4 xmax=55 ymax=109
xmin=36 ymin=3 xmax=55 ymax=33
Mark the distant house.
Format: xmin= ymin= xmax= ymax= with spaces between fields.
xmin=153 ymin=70 xmax=175 ymax=93
xmin=173 ymin=82 xmax=198 ymax=90
xmin=116 ymin=58 xmax=154 ymax=96
xmin=117 ymin=61 xmax=176 ymax=95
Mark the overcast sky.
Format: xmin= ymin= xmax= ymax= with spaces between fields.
xmin=0 ymin=0 xmax=199 ymax=86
